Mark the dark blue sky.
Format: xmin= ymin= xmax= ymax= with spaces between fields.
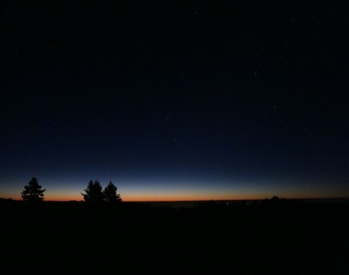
xmin=1 ymin=0 xmax=348 ymax=201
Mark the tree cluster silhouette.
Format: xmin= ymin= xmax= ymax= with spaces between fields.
xmin=81 ymin=180 xmax=122 ymax=203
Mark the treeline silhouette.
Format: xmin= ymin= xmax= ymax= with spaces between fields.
xmin=20 ymin=177 xmax=122 ymax=203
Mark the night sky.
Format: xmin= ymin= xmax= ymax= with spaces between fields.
xmin=1 ymin=1 xmax=348 ymax=201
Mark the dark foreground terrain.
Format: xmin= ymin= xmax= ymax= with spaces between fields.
xmin=1 ymin=199 xmax=349 ymax=274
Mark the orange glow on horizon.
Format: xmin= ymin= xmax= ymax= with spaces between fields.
xmin=2 ymin=192 xmax=347 ymax=202
xmin=3 ymin=182 xmax=348 ymax=202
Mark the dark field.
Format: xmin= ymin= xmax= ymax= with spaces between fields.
xmin=1 ymin=199 xmax=349 ymax=274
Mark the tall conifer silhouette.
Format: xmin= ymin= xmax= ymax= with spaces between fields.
xmin=21 ymin=177 xmax=46 ymax=201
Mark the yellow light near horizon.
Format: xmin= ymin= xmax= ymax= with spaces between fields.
xmin=3 ymin=181 xmax=348 ymax=202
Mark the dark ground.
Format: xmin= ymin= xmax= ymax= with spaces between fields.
xmin=1 ymin=199 xmax=349 ymax=274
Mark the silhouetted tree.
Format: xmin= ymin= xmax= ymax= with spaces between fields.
xmin=21 ymin=177 xmax=46 ymax=202
xmin=81 ymin=180 xmax=104 ymax=202
xmin=272 ymin=196 xmax=280 ymax=201
xmin=103 ymin=181 xmax=122 ymax=203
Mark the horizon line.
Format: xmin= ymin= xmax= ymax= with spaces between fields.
xmin=2 ymin=196 xmax=349 ymax=203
